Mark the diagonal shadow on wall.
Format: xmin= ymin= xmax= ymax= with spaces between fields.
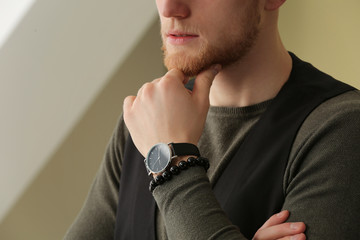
xmin=0 ymin=18 xmax=165 ymax=240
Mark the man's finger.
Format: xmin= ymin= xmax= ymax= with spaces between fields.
xmin=278 ymin=233 xmax=306 ymax=240
xmin=253 ymin=222 xmax=306 ymax=240
xmin=259 ymin=210 xmax=290 ymax=230
xmin=162 ymin=68 xmax=186 ymax=83
xmin=192 ymin=64 xmax=221 ymax=100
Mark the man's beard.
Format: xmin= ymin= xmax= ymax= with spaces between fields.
xmin=161 ymin=2 xmax=261 ymax=77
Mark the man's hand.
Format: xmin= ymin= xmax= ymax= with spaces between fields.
xmin=123 ymin=65 xmax=221 ymax=157
xmin=253 ymin=210 xmax=306 ymax=240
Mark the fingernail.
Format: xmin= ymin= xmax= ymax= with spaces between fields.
xmin=276 ymin=210 xmax=286 ymax=218
xmin=211 ymin=64 xmax=222 ymax=75
xmin=290 ymin=223 xmax=301 ymax=230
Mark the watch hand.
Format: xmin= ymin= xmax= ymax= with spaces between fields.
xmin=156 ymin=148 xmax=161 ymax=162
xmin=152 ymin=158 xmax=160 ymax=169
xmin=151 ymin=149 xmax=161 ymax=170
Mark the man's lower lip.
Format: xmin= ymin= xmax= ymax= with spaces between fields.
xmin=167 ymin=35 xmax=198 ymax=45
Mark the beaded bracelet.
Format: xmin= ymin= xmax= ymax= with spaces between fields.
xmin=149 ymin=156 xmax=210 ymax=192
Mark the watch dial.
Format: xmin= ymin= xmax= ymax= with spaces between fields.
xmin=147 ymin=143 xmax=171 ymax=173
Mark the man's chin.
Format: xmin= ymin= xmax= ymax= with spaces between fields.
xmin=162 ymin=42 xmax=210 ymax=77
xmin=163 ymin=52 xmax=210 ymax=77
xmin=165 ymin=60 xmax=207 ymax=78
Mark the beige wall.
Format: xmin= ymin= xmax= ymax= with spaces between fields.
xmin=279 ymin=0 xmax=360 ymax=89
xmin=0 ymin=18 xmax=164 ymax=240
xmin=0 ymin=0 xmax=157 ymax=225
xmin=1 ymin=0 xmax=359 ymax=239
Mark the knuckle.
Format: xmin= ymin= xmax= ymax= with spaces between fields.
xmin=123 ymin=96 xmax=134 ymax=112
xmin=123 ymin=96 xmax=133 ymax=107
xmin=161 ymin=73 xmax=172 ymax=83
xmin=123 ymin=102 xmax=132 ymax=121
xmin=159 ymin=75 xmax=175 ymax=89
xmin=140 ymin=82 xmax=154 ymax=97
xmin=152 ymin=78 xmax=161 ymax=83
xmin=123 ymin=95 xmax=130 ymax=102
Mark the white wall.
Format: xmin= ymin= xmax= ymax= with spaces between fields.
xmin=0 ymin=0 xmax=36 ymax=48
xmin=0 ymin=0 xmax=157 ymax=223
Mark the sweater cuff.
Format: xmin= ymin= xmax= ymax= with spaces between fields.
xmin=153 ymin=165 xmax=209 ymax=201
xmin=152 ymin=166 xmax=243 ymax=239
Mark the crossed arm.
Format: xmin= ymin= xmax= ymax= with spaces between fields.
xmin=123 ymin=66 xmax=306 ymax=239
xmin=66 ymin=66 xmax=360 ymax=239
xmin=123 ymin=66 xmax=360 ymax=239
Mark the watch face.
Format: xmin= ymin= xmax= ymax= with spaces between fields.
xmin=146 ymin=143 xmax=172 ymax=174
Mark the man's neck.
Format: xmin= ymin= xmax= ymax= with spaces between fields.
xmin=209 ymin=31 xmax=292 ymax=108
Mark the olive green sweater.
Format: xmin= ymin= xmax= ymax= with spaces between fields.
xmin=65 ymin=90 xmax=360 ymax=240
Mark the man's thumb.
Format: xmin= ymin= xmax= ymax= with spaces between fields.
xmin=192 ymin=64 xmax=221 ymax=99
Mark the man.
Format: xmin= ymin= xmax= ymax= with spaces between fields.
xmin=65 ymin=0 xmax=360 ymax=239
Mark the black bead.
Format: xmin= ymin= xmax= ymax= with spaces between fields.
xmin=150 ymin=179 xmax=157 ymax=187
xmin=178 ymin=160 xmax=188 ymax=170
xmin=187 ymin=157 xmax=196 ymax=166
xmin=170 ymin=165 xmax=180 ymax=175
xmin=149 ymin=179 xmax=157 ymax=192
xmin=194 ymin=157 xmax=201 ymax=166
xmin=197 ymin=157 xmax=206 ymax=166
xmin=162 ymin=170 xmax=172 ymax=180
xmin=155 ymin=175 xmax=165 ymax=185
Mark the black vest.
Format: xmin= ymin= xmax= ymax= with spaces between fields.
xmin=114 ymin=53 xmax=355 ymax=239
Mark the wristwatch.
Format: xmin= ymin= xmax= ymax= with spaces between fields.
xmin=144 ymin=143 xmax=200 ymax=175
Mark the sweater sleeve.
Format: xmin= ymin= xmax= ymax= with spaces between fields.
xmin=283 ymin=90 xmax=360 ymax=239
xmin=153 ymin=166 xmax=247 ymax=240
xmin=64 ymin=115 xmax=128 ymax=240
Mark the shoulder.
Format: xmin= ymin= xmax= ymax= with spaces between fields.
xmin=285 ymin=89 xmax=360 ymax=188
xmin=293 ymin=89 xmax=360 ymax=148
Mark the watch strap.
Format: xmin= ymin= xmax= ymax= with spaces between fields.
xmin=169 ymin=143 xmax=200 ymax=157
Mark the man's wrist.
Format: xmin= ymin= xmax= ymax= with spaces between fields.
xmin=145 ymin=142 xmax=200 ymax=176
xmin=149 ymin=156 xmax=210 ymax=192
xmin=152 ymin=155 xmax=197 ymax=178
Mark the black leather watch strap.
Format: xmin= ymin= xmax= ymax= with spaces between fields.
xmin=169 ymin=143 xmax=200 ymax=157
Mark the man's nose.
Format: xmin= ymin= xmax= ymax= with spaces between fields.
xmin=158 ymin=0 xmax=191 ymax=19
